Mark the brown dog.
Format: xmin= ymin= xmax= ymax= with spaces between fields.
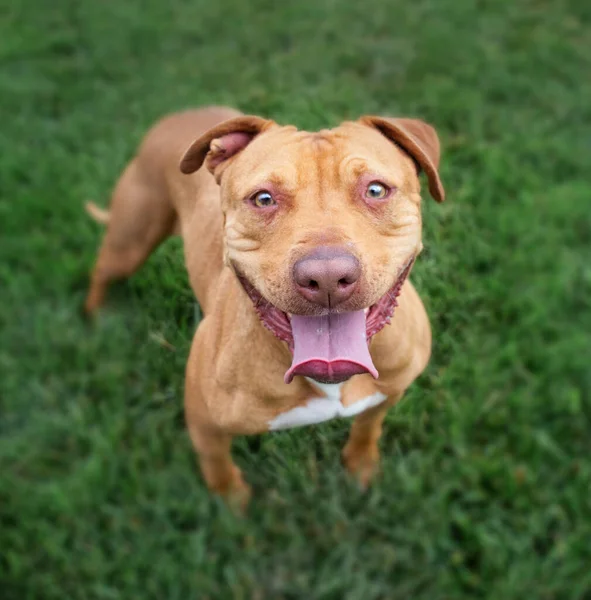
xmin=85 ymin=106 xmax=444 ymax=507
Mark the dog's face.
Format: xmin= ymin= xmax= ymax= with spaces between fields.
xmin=181 ymin=116 xmax=444 ymax=384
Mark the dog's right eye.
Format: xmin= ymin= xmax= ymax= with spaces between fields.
xmin=252 ymin=191 xmax=276 ymax=208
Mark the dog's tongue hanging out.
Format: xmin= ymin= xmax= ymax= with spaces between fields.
xmin=284 ymin=311 xmax=378 ymax=384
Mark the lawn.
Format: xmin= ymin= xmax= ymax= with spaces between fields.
xmin=1 ymin=0 xmax=591 ymax=598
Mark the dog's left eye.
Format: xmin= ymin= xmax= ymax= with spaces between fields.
xmin=252 ymin=191 xmax=276 ymax=208
xmin=365 ymin=182 xmax=389 ymax=199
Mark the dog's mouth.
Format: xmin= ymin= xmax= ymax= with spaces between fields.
xmin=238 ymin=258 xmax=414 ymax=385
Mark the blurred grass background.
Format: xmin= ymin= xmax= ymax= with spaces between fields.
xmin=1 ymin=0 xmax=590 ymax=598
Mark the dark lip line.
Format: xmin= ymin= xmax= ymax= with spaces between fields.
xmin=234 ymin=255 xmax=416 ymax=347
xmin=365 ymin=256 xmax=415 ymax=339
xmin=235 ymin=272 xmax=293 ymax=346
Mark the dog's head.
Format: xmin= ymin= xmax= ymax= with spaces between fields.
xmin=181 ymin=114 xmax=444 ymax=384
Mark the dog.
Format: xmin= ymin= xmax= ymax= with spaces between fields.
xmin=85 ymin=106 xmax=445 ymax=507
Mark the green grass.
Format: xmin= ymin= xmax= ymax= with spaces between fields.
xmin=1 ymin=0 xmax=591 ymax=597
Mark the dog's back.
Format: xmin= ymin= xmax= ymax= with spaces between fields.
xmin=84 ymin=106 xmax=241 ymax=314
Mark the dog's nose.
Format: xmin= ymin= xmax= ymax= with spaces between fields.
xmin=293 ymin=247 xmax=361 ymax=307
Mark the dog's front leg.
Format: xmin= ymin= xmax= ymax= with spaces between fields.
xmin=341 ymin=391 xmax=403 ymax=488
xmin=186 ymin=418 xmax=251 ymax=510
xmin=184 ymin=340 xmax=251 ymax=510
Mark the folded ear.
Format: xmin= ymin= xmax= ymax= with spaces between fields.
xmin=180 ymin=115 xmax=275 ymax=178
xmin=358 ymin=116 xmax=445 ymax=202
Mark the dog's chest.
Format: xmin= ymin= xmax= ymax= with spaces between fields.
xmin=268 ymin=379 xmax=387 ymax=431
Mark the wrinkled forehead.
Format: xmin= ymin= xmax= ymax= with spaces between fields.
xmin=226 ymin=123 xmax=417 ymax=194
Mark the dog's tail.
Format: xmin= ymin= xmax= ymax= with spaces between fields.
xmin=85 ymin=201 xmax=111 ymax=225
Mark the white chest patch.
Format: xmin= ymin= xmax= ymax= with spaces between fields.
xmin=268 ymin=379 xmax=388 ymax=431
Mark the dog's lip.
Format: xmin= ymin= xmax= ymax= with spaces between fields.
xmin=365 ymin=256 xmax=415 ymax=338
xmin=235 ymin=256 xmax=415 ymax=347
xmin=236 ymin=274 xmax=293 ymax=347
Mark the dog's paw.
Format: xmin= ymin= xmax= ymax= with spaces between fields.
xmin=341 ymin=444 xmax=380 ymax=490
xmin=211 ymin=466 xmax=252 ymax=514
xmin=223 ymin=481 xmax=252 ymax=515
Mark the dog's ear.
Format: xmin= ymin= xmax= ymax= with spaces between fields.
xmin=180 ymin=116 xmax=274 ymax=180
xmin=359 ymin=116 xmax=445 ymax=202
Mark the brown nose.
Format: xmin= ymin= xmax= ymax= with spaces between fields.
xmin=293 ymin=247 xmax=361 ymax=307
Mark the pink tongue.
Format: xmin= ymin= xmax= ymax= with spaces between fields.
xmin=284 ymin=311 xmax=379 ymax=384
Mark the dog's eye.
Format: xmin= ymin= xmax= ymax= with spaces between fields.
xmin=365 ymin=182 xmax=389 ymax=199
xmin=252 ymin=191 xmax=276 ymax=208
